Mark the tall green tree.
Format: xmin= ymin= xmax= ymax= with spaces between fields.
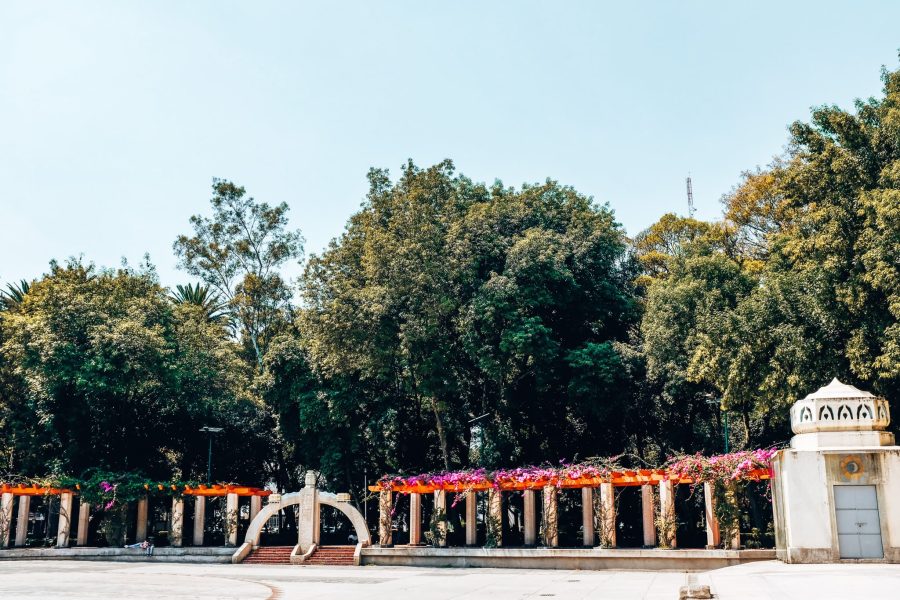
xmin=296 ymin=160 xmax=639 ymax=476
xmin=173 ymin=179 xmax=303 ymax=367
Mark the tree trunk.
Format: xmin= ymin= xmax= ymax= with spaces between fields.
xmin=430 ymin=397 xmax=451 ymax=470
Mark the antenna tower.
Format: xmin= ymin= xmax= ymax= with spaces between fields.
xmin=686 ymin=176 xmax=695 ymax=218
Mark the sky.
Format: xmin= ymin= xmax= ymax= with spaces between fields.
xmin=2 ymin=1 xmax=899 ymax=288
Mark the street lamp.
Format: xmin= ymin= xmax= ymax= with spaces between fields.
xmin=705 ymin=397 xmax=730 ymax=453
xmin=199 ymin=426 xmax=223 ymax=484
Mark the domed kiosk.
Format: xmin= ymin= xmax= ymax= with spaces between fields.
xmin=773 ymin=378 xmax=900 ymax=562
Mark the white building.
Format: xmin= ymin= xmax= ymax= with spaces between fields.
xmin=773 ymin=378 xmax=900 ymax=562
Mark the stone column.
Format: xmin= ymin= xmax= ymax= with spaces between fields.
xmin=600 ymin=482 xmax=616 ymax=548
xmin=170 ymin=497 xmax=184 ymax=547
xmin=523 ymin=489 xmax=537 ymax=546
xmin=724 ymin=483 xmax=741 ymax=550
xmin=542 ymin=485 xmax=558 ymax=547
xmin=249 ymin=495 xmax=262 ymax=522
xmin=57 ymin=491 xmax=73 ymax=548
xmin=298 ymin=471 xmax=320 ymax=553
xmin=0 ymin=492 xmax=12 ymax=548
xmin=225 ymin=493 xmax=239 ymax=546
xmin=76 ymin=502 xmax=90 ymax=546
xmin=488 ymin=489 xmax=503 ymax=547
xmin=15 ymin=495 xmax=30 ymax=547
xmin=193 ymin=496 xmax=206 ymax=546
xmin=641 ymin=484 xmax=656 ymax=547
xmin=433 ymin=490 xmax=447 ymax=547
xmin=409 ymin=493 xmax=422 ymax=545
xmin=465 ymin=492 xmax=477 ymax=546
xmin=581 ymin=487 xmax=594 ymax=547
xmin=658 ymin=480 xmax=676 ymax=549
xmin=378 ymin=490 xmax=392 ymax=547
xmin=135 ymin=497 xmax=148 ymax=542
xmin=703 ymin=482 xmax=721 ymax=548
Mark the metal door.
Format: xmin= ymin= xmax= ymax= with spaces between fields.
xmin=834 ymin=485 xmax=883 ymax=559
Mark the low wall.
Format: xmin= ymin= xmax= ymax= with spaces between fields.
xmin=0 ymin=546 xmax=235 ymax=563
xmin=360 ymin=547 xmax=776 ymax=570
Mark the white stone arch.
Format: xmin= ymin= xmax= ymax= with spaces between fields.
xmin=244 ymin=491 xmax=370 ymax=548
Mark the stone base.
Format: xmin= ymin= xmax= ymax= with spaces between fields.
xmin=778 ymin=546 xmax=900 ymax=564
xmin=0 ymin=546 xmax=234 ymax=563
xmin=360 ymin=547 xmax=775 ymax=570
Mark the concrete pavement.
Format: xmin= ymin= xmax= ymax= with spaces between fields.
xmin=1 ymin=559 xmax=899 ymax=599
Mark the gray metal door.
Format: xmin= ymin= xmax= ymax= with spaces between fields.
xmin=834 ymin=485 xmax=883 ymax=559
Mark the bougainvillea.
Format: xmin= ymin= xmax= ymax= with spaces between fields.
xmin=378 ymin=451 xmax=776 ymax=492
xmin=665 ymin=449 xmax=777 ymax=483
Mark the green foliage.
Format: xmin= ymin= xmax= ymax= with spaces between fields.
xmin=0 ymin=280 xmax=30 ymax=311
xmin=173 ymin=178 xmax=303 ymax=366
xmin=295 ymin=159 xmax=638 ymax=480
xmin=637 ymin=61 xmax=900 ymax=451
xmin=170 ymin=283 xmax=231 ymax=327
xmin=0 ymin=260 xmax=270 ymax=484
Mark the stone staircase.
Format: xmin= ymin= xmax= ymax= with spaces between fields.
xmin=304 ymin=545 xmax=356 ymax=566
xmin=242 ymin=546 xmax=294 ymax=565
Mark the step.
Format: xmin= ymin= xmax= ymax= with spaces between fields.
xmin=305 ymin=546 xmax=355 ymax=566
xmin=243 ymin=546 xmax=293 ymax=565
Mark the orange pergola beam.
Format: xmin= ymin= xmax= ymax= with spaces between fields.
xmin=0 ymin=484 xmax=74 ymax=496
xmin=368 ymin=467 xmax=771 ymax=493
xmin=0 ymin=483 xmax=271 ymax=497
xmin=182 ymin=484 xmax=271 ymax=497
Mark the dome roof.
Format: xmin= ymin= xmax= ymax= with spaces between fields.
xmin=802 ymin=378 xmax=875 ymax=401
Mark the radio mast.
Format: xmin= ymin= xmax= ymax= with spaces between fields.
xmin=686 ymin=176 xmax=695 ymax=218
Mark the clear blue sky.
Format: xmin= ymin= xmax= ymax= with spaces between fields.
xmin=2 ymin=1 xmax=898 ymax=288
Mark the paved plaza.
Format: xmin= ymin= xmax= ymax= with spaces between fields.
xmin=1 ymin=560 xmax=899 ymax=599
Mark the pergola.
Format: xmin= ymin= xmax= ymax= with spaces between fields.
xmin=0 ymin=483 xmax=270 ymax=549
xmin=369 ymin=467 xmax=771 ymax=549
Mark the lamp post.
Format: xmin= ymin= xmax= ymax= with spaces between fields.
xmin=199 ymin=426 xmax=223 ymax=484
xmin=705 ymin=397 xmax=730 ymax=453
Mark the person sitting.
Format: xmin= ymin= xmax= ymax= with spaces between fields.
xmin=124 ymin=539 xmax=154 ymax=557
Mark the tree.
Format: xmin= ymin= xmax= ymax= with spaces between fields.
xmin=170 ymin=282 xmax=231 ymax=327
xmin=0 ymin=280 xmax=30 ymax=312
xmin=0 ymin=260 xmax=270 ymax=483
xmin=173 ymin=179 xmax=303 ymax=367
xmin=298 ymin=160 xmax=640 ymax=473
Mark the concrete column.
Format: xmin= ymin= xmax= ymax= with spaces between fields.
xmin=523 ymin=490 xmax=537 ymax=546
xmin=581 ymin=487 xmax=594 ymax=547
xmin=600 ymin=482 xmax=616 ymax=548
xmin=703 ymin=482 xmax=721 ymax=548
xmin=225 ymin=493 xmax=239 ymax=546
xmin=298 ymin=471 xmax=320 ymax=552
xmin=249 ymin=495 xmax=262 ymax=522
xmin=378 ymin=490 xmax=392 ymax=547
xmin=0 ymin=492 xmax=12 ymax=548
xmin=193 ymin=496 xmax=206 ymax=546
xmin=15 ymin=495 xmax=30 ymax=547
xmin=465 ymin=492 xmax=477 ymax=546
xmin=135 ymin=497 xmax=148 ymax=542
xmin=724 ymin=482 xmax=741 ymax=550
xmin=409 ymin=493 xmax=422 ymax=545
xmin=542 ymin=486 xmax=558 ymax=547
xmin=641 ymin=484 xmax=656 ymax=547
xmin=57 ymin=491 xmax=73 ymax=548
xmin=488 ymin=489 xmax=503 ymax=547
xmin=76 ymin=502 xmax=90 ymax=546
xmin=658 ymin=480 xmax=676 ymax=548
xmin=170 ymin=497 xmax=184 ymax=547
xmin=433 ymin=490 xmax=447 ymax=547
